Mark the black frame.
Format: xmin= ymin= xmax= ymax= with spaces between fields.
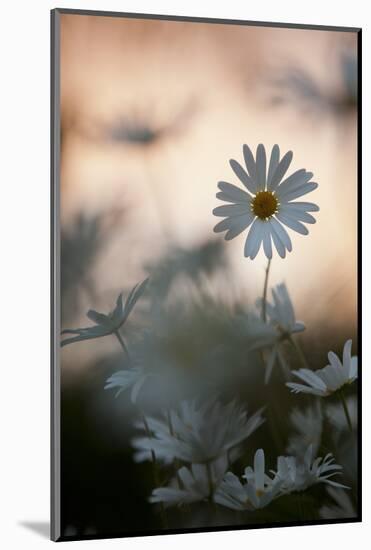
xmin=51 ymin=7 xmax=362 ymax=542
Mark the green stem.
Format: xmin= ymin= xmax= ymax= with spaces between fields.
xmin=339 ymin=389 xmax=353 ymax=431
xmin=206 ymin=461 xmax=214 ymax=501
xmin=289 ymin=335 xmax=310 ymax=370
xmin=114 ymin=329 xmax=131 ymax=364
xmin=166 ymin=410 xmax=182 ymax=489
xmin=113 ymin=330 xmax=167 ymax=527
xmin=262 ymin=259 xmax=272 ymax=323
xmin=142 ymin=414 xmax=168 ymax=529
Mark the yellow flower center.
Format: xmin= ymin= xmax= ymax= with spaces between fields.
xmin=251 ymin=191 xmax=278 ymax=220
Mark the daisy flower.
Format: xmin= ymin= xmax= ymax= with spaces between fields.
xmin=150 ymin=455 xmax=229 ymax=507
xmin=150 ymin=464 xmax=211 ymax=507
xmin=61 ymin=278 xmax=148 ymax=347
xmin=286 ymin=339 xmax=357 ymax=397
xmin=214 ymin=449 xmax=283 ymax=511
xmin=248 ymin=283 xmax=305 ymax=382
xmin=286 ymin=402 xmax=323 ymax=458
xmin=104 ymin=366 xmax=152 ymax=404
xmin=213 ymin=144 xmax=319 ymax=259
xmin=131 ymin=397 xmax=265 ymax=465
xmin=274 ymin=445 xmax=348 ymax=492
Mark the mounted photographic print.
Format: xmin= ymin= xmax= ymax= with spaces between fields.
xmin=51 ymin=8 xmax=361 ymax=542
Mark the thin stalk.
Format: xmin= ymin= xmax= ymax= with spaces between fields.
xmin=206 ymin=461 xmax=214 ymax=501
xmin=114 ymin=329 xmax=131 ymax=364
xmin=113 ymin=330 xmax=167 ymax=527
xmin=142 ymin=414 xmax=168 ymax=528
xmin=166 ymin=410 xmax=189 ymax=524
xmin=339 ymin=389 xmax=353 ymax=431
xmin=166 ymin=410 xmax=183 ymax=489
xmin=262 ymin=258 xmax=272 ymax=323
xmin=289 ymin=335 xmax=310 ymax=370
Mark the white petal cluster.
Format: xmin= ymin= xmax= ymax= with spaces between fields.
xmin=132 ymin=398 xmax=265 ymax=464
xmin=286 ymin=402 xmax=323 ymax=458
xmin=213 ymin=144 xmax=319 ymax=259
xmin=249 ymin=283 xmax=305 ymax=382
xmin=214 ymin=445 xmax=347 ymax=513
xmin=104 ymin=367 xmax=151 ymax=404
xmin=150 ymin=455 xmax=229 ymax=506
xmin=286 ymin=340 xmax=357 ymax=396
xmin=274 ymin=445 xmax=347 ymax=492
xmin=214 ymin=449 xmax=283 ymax=511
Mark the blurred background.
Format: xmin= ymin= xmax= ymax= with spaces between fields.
xmin=58 ymin=13 xmax=358 ymax=539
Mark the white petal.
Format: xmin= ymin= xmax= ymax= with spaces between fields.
xmin=278 ymin=182 xmax=318 ymax=202
xmin=269 ymin=150 xmax=293 ymax=191
xmin=267 ymin=144 xmax=280 ymax=188
xmin=293 ymin=369 xmax=327 ymax=391
xmin=244 ymin=218 xmax=264 ymax=259
xmin=214 ymin=217 xmax=234 ymax=233
xmin=280 ymin=204 xmax=317 ymax=224
xmin=270 ymin=223 xmax=286 ymax=258
xmin=225 ymin=212 xmax=255 ymax=240
xmin=349 ymin=357 xmax=358 ymax=380
xmin=256 ymin=144 xmax=267 ymax=190
xmin=213 ymin=203 xmax=250 ymax=217
xmin=328 ymin=351 xmax=343 ymax=370
xmin=276 ymin=169 xmax=312 ymax=196
xmin=270 ymin=217 xmax=292 ymax=252
xmin=286 ymin=382 xmax=325 ymax=396
xmin=285 ymin=201 xmax=319 ymax=212
xmin=293 ymin=321 xmax=306 ymax=333
xmin=263 ymin=223 xmax=273 ymax=259
xmin=130 ymin=376 xmax=147 ymax=404
xmin=217 ymin=181 xmax=251 ymax=201
xmin=342 ymin=339 xmax=352 ymax=374
xmin=276 ymin=212 xmax=309 ymax=235
xmin=254 ymin=449 xmax=265 ymax=492
xmin=229 ymin=159 xmax=257 ymax=194
xmin=243 ymin=144 xmax=258 ymax=184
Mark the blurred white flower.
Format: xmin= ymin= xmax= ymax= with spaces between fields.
xmin=325 ymin=395 xmax=357 ymax=433
xmin=213 ymin=144 xmax=319 ymax=259
xmin=150 ymin=464 xmax=210 ymax=506
xmin=132 ymin=397 xmax=265 ymax=464
xmin=215 ymin=449 xmax=283 ymax=511
xmin=61 ymin=278 xmax=149 ymax=347
xmin=320 ymin=487 xmax=357 ymax=519
xmin=250 ymin=283 xmax=305 ymax=382
xmin=150 ymin=455 xmax=229 ymax=507
xmin=286 ymin=340 xmax=357 ymax=396
xmin=286 ymin=402 xmax=323 ymax=457
xmin=104 ymin=367 xmax=151 ymax=404
xmin=274 ymin=445 xmax=348 ymax=492
xmin=263 ymin=283 xmax=305 ymax=335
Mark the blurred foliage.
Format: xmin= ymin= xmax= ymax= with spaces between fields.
xmin=60 ymin=234 xmax=357 ymax=537
xmin=268 ymin=51 xmax=357 ymax=120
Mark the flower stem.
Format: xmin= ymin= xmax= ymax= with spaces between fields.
xmin=206 ymin=461 xmax=214 ymax=501
xmin=114 ymin=330 xmax=131 ymax=364
xmin=166 ymin=410 xmax=183 ymax=489
xmin=142 ymin=414 xmax=168 ymax=529
xmin=262 ymin=259 xmax=271 ymax=323
xmin=289 ymin=335 xmax=310 ymax=370
xmin=339 ymin=389 xmax=353 ymax=431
